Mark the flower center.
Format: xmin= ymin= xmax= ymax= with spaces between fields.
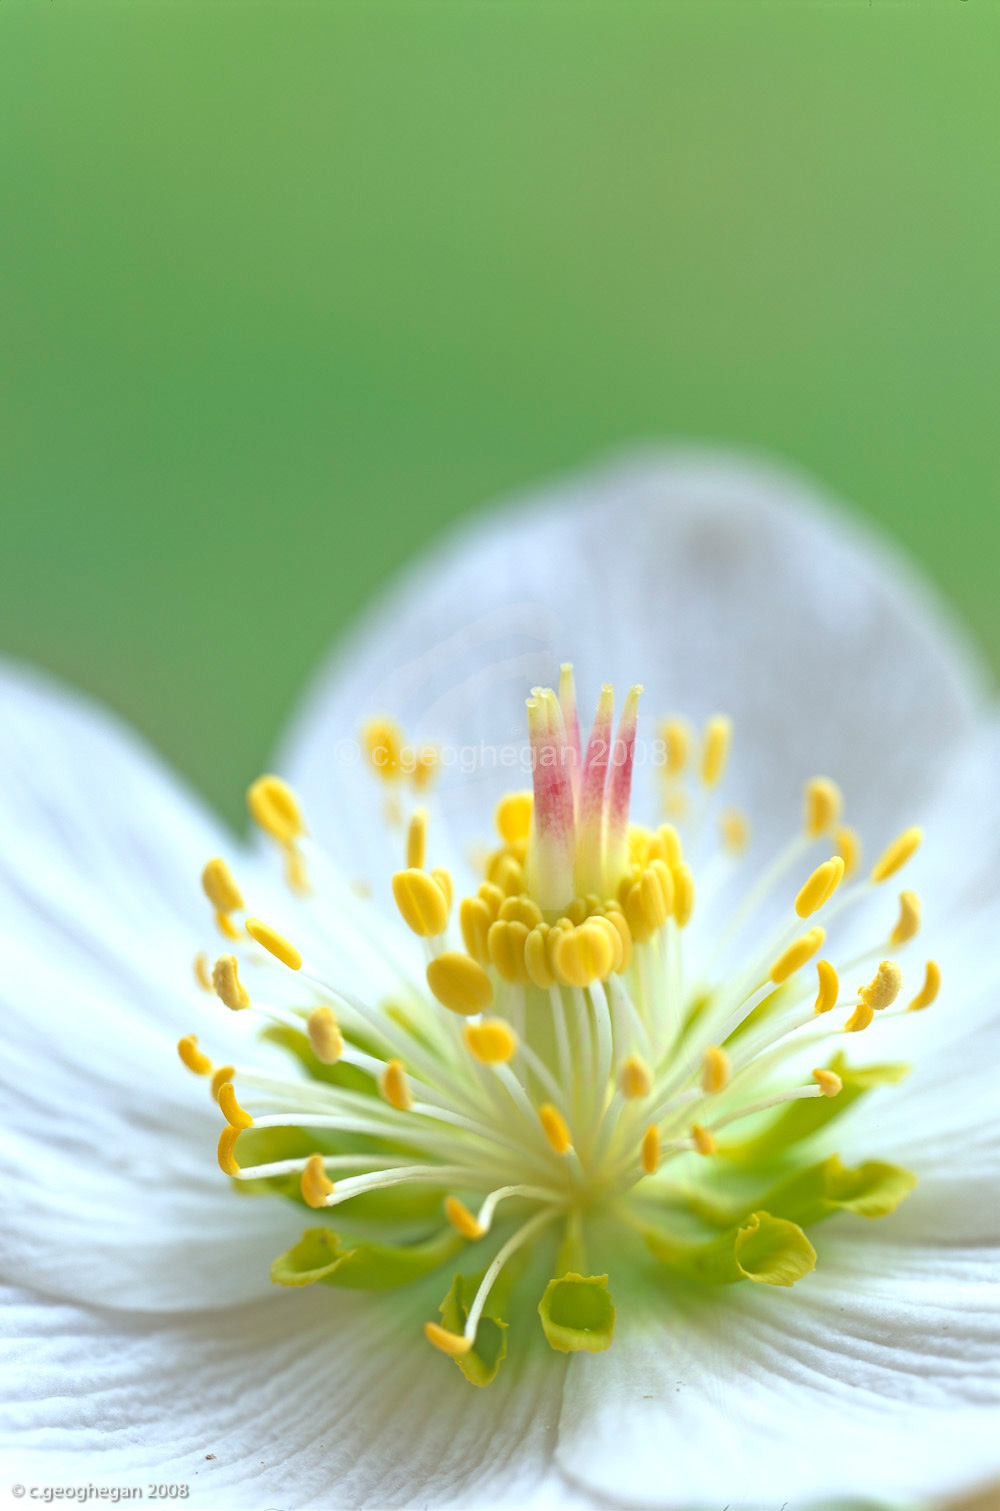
xmin=179 ymin=666 xmax=938 ymax=1382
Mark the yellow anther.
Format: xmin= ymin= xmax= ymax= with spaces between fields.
xmin=812 ymin=1067 xmax=843 ymax=1098
xmin=871 ymin=826 xmax=922 ymax=885
xmin=392 ymin=868 xmax=450 ymax=937
xmin=307 ymin=1006 xmax=343 ymax=1064
xmin=459 ymin=896 xmax=493 ymax=965
xmin=859 ymin=959 xmax=903 ymax=1011
xmin=247 ymin=774 xmax=304 ymax=844
xmin=587 ymin=913 xmax=625 ymax=975
xmin=431 ymin=868 xmax=453 ymax=910
xmin=844 ymin=1002 xmax=874 ymax=1033
xmin=193 ymin=952 xmax=213 ymax=992
xmin=301 ymin=1153 xmax=335 ymax=1209
xmin=424 ymin=1321 xmax=473 ymax=1356
xmin=770 ymin=926 xmax=825 ymax=985
xmin=201 ymin=856 xmax=244 ymax=916
xmin=412 ymin=744 xmax=439 ymax=790
xmin=658 ymin=824 xmax=683 ymax=868
xmin=602 ymin=906 xmax=633 ymax=973
xmin=210 ymin=1065 xmax=235 ymax=1102
xmin=215 ymin=909 xmax=240 ymax=940
xmin=498 ymin=894 xmax=543 ymax=928
xmin=426 ymin=952 xmax=494 ymax=1015
xmin=380 ymin=1059 xmax=413 ymax=1112
xmin=362 ymin=718 xmax=405 ymax=782
xmin=641 ymin=1124 xmax=661 ymax=1175
xmin=284 ymin=846 xmax=310 ymax=896
xmin=804 ymin=777 xmax=843 ymax=838
xmin=908 ymin=959 xmax=940 ymax=1012
xmin=701 ymin=715 xmax=732 ymax=788
xmin=661 ymin=718 xmax=691 ymax=778
xmin=496 ymin=791 xmax=533 ymax=845
xmin=244 ymin=917 xmax=302 ymax=971
xmin=487 ymin=918 xmax=531 ymax=984
xmin=701 ymin=1045 xmax=730 ymax=1094
xmin=794 ymin=856 xmax=844 ymax=918
xmin=539 ymin=1103 xmax=572 ymax=1154
xmin=835 ymin=824 xmax=861 ymax=878
xmin=217 ymin=1125 xmax=241 ymax=1176
xmin=620 ymin=1055 xmax=653 ymax=1100
xmin=691 ymin=1123 xmax=717 ymax=1156
xmin=212 ymin=954 xmax=250 ymax=1011
xmin=490 ymin=853 xmax=524 ymax=898
xmin=177 ymin=1034 xmax=212 ymax=1077
xmin=478 ymin=881 xmax=505 ymax=919
xmin=406 ymin=807 xmax=428 ymax=870
xmin=464 ymin=1019 xmax=518 ymax=1065
xmin=720 ymin=808 xmax=750 ymax=857
xmin=639 ymin=860 xmax=673 ymax=930
xmin=813 ymin=959 xmax=839 ymax=1014
xmin=551 ymin=921 xmax=615 ymax=987
xmin=218 ymin=1081 xmax=253 ymax=1130
xmin=891 ymin=890 xmax=921 ymax=947
xmin=672 ymin=864 xmax=695 ymax=927
xmin=524 ymin=924 xmax=556 ymax=989
xmin=444 ymin=1195 xmax=485 ymax=1241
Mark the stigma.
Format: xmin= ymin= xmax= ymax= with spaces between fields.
xmin=178 ymin=666 xmax=933 ymax=1385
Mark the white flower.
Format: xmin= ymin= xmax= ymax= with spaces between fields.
xmin=2 ymin=449 xmax=999 ymax=1511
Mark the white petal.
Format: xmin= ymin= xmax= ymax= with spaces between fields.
xmin=0 ymin=1280 xmax=574 ymax=1510
xmin=556 ymin=1228 xmax=1000 ymax=1509
xmin=280 ymin=449 xmax=988 ymax=902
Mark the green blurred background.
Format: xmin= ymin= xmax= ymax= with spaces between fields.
xmin=3 ymin=2 xmax=999 ymax=829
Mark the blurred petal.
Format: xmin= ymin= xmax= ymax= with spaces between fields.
xmin=280 ymin=449 xmax=989 ymax=911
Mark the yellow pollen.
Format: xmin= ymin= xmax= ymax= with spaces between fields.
xmin=218 ymin=1081 xmax=253 ymax=1130
xmin=814 ymin=959 xmax=839 ymax=1013
xmin=891 ymin=890 xmax=921 ymax=947
xmin=720 ymin=808 xmax=750 ymax=856
xmin=770 ymin=926 xmax=825 ymax=985
xmin=539 ymin=1102 xmax=572 ymax=1154
xmin=284 ymin=845 xmax=310 ymax=896
xmin=641 ymin=1124 xmax=661 ymax=1174
xmin=871 ymin=826 xmax=922 ymax=884
xmin=193 ymin=952 xmax=213 ymax=992
xmin=463 ymin=1019 xmax=518 ymax=1064
xmin=844 ymin=1002 xmax=874 ymax=1033
xmin=380 ymin=1059 xmax=413 ymax=1112
xmin=661 ymin=718 xmax=691 ymax=778
xmin=804 ymin=777 xmax=843 ymax=838
xmin=177 ymin=1034 xmax=212 ymax=1076
xmin=431 ymin=868 xmax=454 ymax=911
xmin=215 ymin=910 xmax=240 ymax=940
xmin=908 ymin=959 xmax=941 ymax=1011
xmin=210 ymin=1065 xmax=235 ymax=1102
xmin=217 ymin=1125 xmax=241 ymax=1176
xmin=794 ymin=856 xmax=844 ymax=918
xmin=412 ymin=745 xmax=439 ymax=790
xmin=201 ymin=856 xmax=244 ymax=916
xmin=212 ymin=954 xmax=250 ymax=1011
xmin=247 ymin=774 xmax=305 ymax=844
xmin=495 ymin=791 xmax=533 ymax=845
xmin=406 ymin=807 xmax=428 ymax=870
xmin=444 ymin=1195 xmax=485 ymax=1241
xmin=307 ymin=1006 xmax=343 ymax=1064
xmin=245 ymin=917 xmax=302 ymax=971
xmin=424 ymin=1321 xmax=473 ymax=1357
xmin=301 ymin=1153 xmax=335 ymax=1209
xmin=701 ymin=1045 xmax=730 ymax=1094
xmin=859 ymin=959 xmax=903 ymax=1011
xmin=813 ymin=1067 xmax=843 ymax=1097
xmin=362 ymin=718 xmax=404 ymax=782
xmin=426 ymin=951 xmax=494 ymax=1015
xmin=691 ymin=1123 xmax=716 ymax=1156
xmin=656 ymin=824 xmax=683 ymax=868
xmin=620 ymin=1054 xmax=653 ymax=1100
xmin=700 ymin=715 xmax=732 ymax=788
xmin=392 ymin=868 xmax=450 ymax=937
xmin=835 ymin=824 xmax=861 ymax=878
xmin=673 ymin=864 xmax=695 ymax=927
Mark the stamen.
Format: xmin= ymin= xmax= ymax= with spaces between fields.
xmin=835 ymin=824 xmax=861 ymax=876
xmin=770 ymin=927 xmax=825 ymax=984
xmin=247 ymin=775 xmax=305 ymax=844
xmin=495 ymin=791 xmax=533 ymax=845
xmin=444 ymin=1195 xmax=485 ymax=1240
xmin=908 ymin=959 xmax=940 ymax=1011
xmin=380 ymin=1059 xmax=413 ymax=1112
xmin=193 ymin=953 xmax=213 ymax=992
xmin=891 ymin=890 xmax=921 ymax=946
xmin=859 ymin=960 xmax=903 ymax=1011
xmin=392 ymin=868 xmax=450 ymax=937
xmin=201 ymin=857 xmax=244 ymax=916
xmin=700 ymin=715 xmax=732 ymax=789
xmin=210 ymin=1065 xmax=235 ymax=1102
xmin=661 ymin=718 xmax=691 ymax=778
xmin=701 ymin=1045 xmax=730 ymax=1093
xmin=871 ymin=826 xmax=922 ymax=884
xmin=307 ymin=1006 xmax=343 ymax=1064
xmin=539 ymin=1103 xmax=572 ymax=1154
xmin=814 ymin=959 xmax=839 ymax=1013
xmin=407 ymin=808 xmax=428 ymax=870
xmin=641 ymin=1124 xmax=661 ymax=1174
xmin=217 ymin=1125 xmax=241 ymax=1175
xmin=362 ymin=719 xmax=404 ymax=782
xmin=301 ymin=1153 xmax=335 ymax=1209
xmin=212 ymin=954 xmax=250 ymax=1010
xmin=218 ymin=1081 xmax=253 ymax=1130
xmin=177 ymin=1034 xmax=212 ymax=1076
xmin=425 ymin=1322 xmax=474 ymax=1356
xmin=844 ymin=1002 xmax=874 ymax=1033
xmin=794 ymin=856 xmax=844 ymax=918
xmin=245 ymin=917 xmax=303 ymax=971
xmin=426 ymin=952 xmax=494 ymax=1015
xmin=690 ymin=1123 xmax=716 ymax=1156
xmin=620 ymin=1055 xmax=653 ymax=1100
xmin=464 ymin=1020 xmax=518 ymax=1064
xmin=673 ymin=864 xmax=695 ymax=927
xmin=804 ymin=777 xmax=842 ymax=838
xmin=720 ymin=808 xmax=750 ymax=856
xmin=812 ymin=1068 xmax=843 ymax=1097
